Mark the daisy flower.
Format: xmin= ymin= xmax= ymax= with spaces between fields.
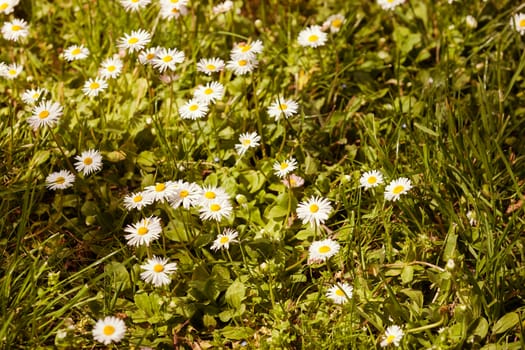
xmin=282 ymin=174 xmax=305 ymax=188
xmin=273 ymin=157 xmax=297 ymax=178
xmin=197 ymin=57 xmax=225 ymax=75
xmin=308 ymin=239 xmax=340 ymax=263
xmin=21 ymin=87 xmax=47 ymax=105
xmin=1 ymin=63 xmax=22 ymax=79
xmin=326 ymin=282 xmax=353 ymax=304
xmin=152 ymin=47 xmax=185 ymax=73
xmin=210 ymin=228 xmax=238 ymax=251
xmin=0 ymin=0 xmax=20 ymax=15
xmin=74 ymin=149 xmax=103 ymax=175
xmin=160 ymin=0 xmax=188 ymax=9
xmin=119 ymin=0 xmax=151 ymax=12
xmin=359 ymin=170 xmax=384 ymax=190
xmin=322 ymin=14 xmax=345 ymax=33
xmin=193 ymin=185 xmax=230 ymax=205
xmin=2 ymin=18 xmax=29 ymax=42
xmin=380 ymin=325 xmax=404 ymax=347
xmin=99 ymin=56 xmax=123 ymax=79
xmin=138 ymin=47 xmax=160 ymax=65
xmin=124 ymin=216 xmax=162 ymax=247
xmin=27 ymin=100 xmax=63 ymax=130
xmin=169 ymin=180 xmax=200 ymax=209
xmin=123 ymin=191 xmax=154 ymax=210
xmin=226 ymin=57 xmax=257 ymax=75
xmin=179 ymin=98 xmax=209 ymax=120
xmin=377 ymin=0 xmax=406 ymax=11
xmin=159 ymin=3 xmax=188 ymax=19
xmin=63 ymin=45 xmax=90 ymax=61
xmin=235 ymin=131 xmax=261 ymax=156
xmin=199 ymin=198 xmax=233 ymax=221
xmin=298 ymin=25 xmax=327 ymax=48
xmin=45 ymin=170 xmax=75 ymax=190
xmin=82 ymin=77 xmax=108 ymax=97
xmin=511 ymin=13 xmax=525 ymax=35
xmin=267 ymin=97 xmax=299 ymax=120
xmin=143 ymin=181 xmax=178 ymax=202
xmin=193 ymin=81 xmax=224 ymax=104
xmin=384 ymin=177 xmax=412 ymax=201
xmin=140 ymin=256 xmax=178 ymax=287
xmin=296 ymin=196 xmax=333 ymax=227
xmin=117 ymin=29 xmax=151 ymax=53
xmin=92 ymin=316 xmax=126 ymax=345
xmin=213 ymin=0 xmax=233 ymax=14
xmin=230 ymin=39 xmax=264 ymax=61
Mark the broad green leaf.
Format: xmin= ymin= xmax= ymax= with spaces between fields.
xmin=492 ymin=312 xmax=519 ymax=334
xmin=400 ymin=265 xmax=414 ymax=284
xmin=225 ymin=280 xmax=245 ymax=309
xmin=220 ymin=326 xmax=254 ymax=340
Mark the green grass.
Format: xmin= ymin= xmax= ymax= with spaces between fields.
xmin=1 ymin=0 xmax=525 ymax=348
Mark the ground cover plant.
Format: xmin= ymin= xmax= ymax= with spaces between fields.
xmin=1 ymin=0 xmax=525 ymax=348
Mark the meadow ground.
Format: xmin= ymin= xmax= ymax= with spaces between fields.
xmin=1 ymin=0 xmax=525 ymax=349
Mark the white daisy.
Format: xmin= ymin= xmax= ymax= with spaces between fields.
xmin=0 ymin=0 xmax=20 ymax=15
xmin=282 ymin=174 xmax=305 ymax=188
xmin=326 ymin=282 xmax=353 ymax=304
xmin=138 ymin=47 xmax=160 ymax=65
xmin=298 ymin=25 xmax=327 ymax=48
xmin=1 ymin=18 xmax=29 ymax=42
xmin=199 ymin=198 xmax=233 ymax=221
xmin=159 ymin=3 xmax=188 ymax=19
xmin=143 ymin=181 xmax=178 ymax=202
xmin=267 ymin=97 xmax=299 ymax=120
xmin=1 ymin=63 xmax=22 ymax=79
xmin=119 ymin=0 xmax=151 ymax=12
xmin=152 ymin=47 xmax=185 ymax=73
xmin=511 ymin=13 xmax=525 ymax=35
xmin=74 ymin=149 xmax=103 ymax=175
xmin=377 ymin=0 xmax=406 ymax=11
xmin=21 ymin=87 xmax=47 ymax=105
xmin=82 ymin=77 xmax=108 ymax=97
xmin=226 ymin=57 xmax=257 ymax=75
xmin=179 ymin=98 xmax=209 ymax=120
xmin=27 ymin=100 xmax=63 ymax=130
xmin=193 ymin=81 xmax=224 ymax=104
xmin=197 ymin=57 xmax=225 ymax=75
xmin=235 ymin=131 xmax=260 ymax=156
xmin=99 ymin=56 xmax=123 ymax=79
xmin=140 ymin=256 xmax=178 ymax=287
xmin=45 ymin=170 xmax=75 ymax=190
xmin=92 ymin=316 xmax=126 ymax=345
xmin=230 ymin=39 xmax=264 ymax=61
xmin=322 ymin=14 xmax=345 ymax=33
xmin=212 ymin=0 xmax=233 ymax=14
xmin=296 ymin=196 xmax=333 ymax=227
xmin=123 ymin=191 xmax=154 ymax=211
xmin=124 ymin=216 xmax=162 ymax=247
xmin=193 ymin=185 xmax=230 ymax=205
xmin=63 ymin=45 xmax=90 ymax=61
xmin=160 ymin=0 xmax=188 ymax=9
xmin=380 ymin=325 xmax=404 ymax=347
xmin=169 ymin=180 xmax=200 ymax=209
xmin=273 ymin=157 xmax=297 ymax=178
xmin=210 ymin=228 xmax=238 ymax=251
xmin=384 ymin=177 xmax=412 ymax=201
xmin=359 ymin=170 xmax=384 ymax=190
xmin=308 ymin=239 xmax=340 ymax=263
xmin=117 ymin=29 xmax=151 ymax=53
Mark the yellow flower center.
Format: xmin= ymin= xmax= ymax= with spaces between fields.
xmin=103 ymin=325 xmax=115 ymax=336
xmin=289 ymin=178 xmax=296 ymax=186
xmin=240 ymin=44 xmax=251 ymax=53
xmin=219 ymin=236 xmax=230 ymax=244
xmin=179 ymin=189 xmax=189 ymax=198
xmin=238 ymin=59 xmax=247 ymax=66
xmin=520 ymin=19 xmax=525 ymax=28
xmin=387 ymin=0 xmax=394 ymax=2
xmin=128 ymin=37 xmax=139 ymax=44
xmin=367 ymin=176 xmax=377 ymax=184
xmin=170 ymin=0 xmax=178 ymax=3
xmin=83 ymin=157 xmax=93 ymax=165
xmin=39 ymin=110 xmax=49 ymax=119
xmin=279 ymin=103 xmax=288 ymax=111
xmin=107 ymin=65 xmax=116 ymax=72
xmin=162 ymin=55 xmax=173 ymax=62
xmin=71 ymin=48 xmax=81 ymax=55
xmin=318 ymin=245 xmax=331 ymax=254
xmin=133 ymin=195 xmax=143 ymax=203
xmin=189 ymin=104 xmax=199 ymax=111
xmin=146 ymin=53 xmax=155 ymax=60
xmin=210 ymin=203 xmax=221 ymax=212
xmin=204 ymin=88 xmax=213 ymax=95
xmin=242 ymin=139 xmax=251 ymax=146
xmin=204 ymin=191 xmax=216 ymax=199
xmin=206 ymin=64 xmax=216 ymax=71
xmin=12 ymin=25 xmax=21 ymax=31
xmin=8 ymin=69 xmax=16 ymax=76
xmin=89 ymin=82 xmax=100 ymax=90
xmin=171 ymin=7 xmax=179 ymax=13
xmin=280 ymin=162 xmax=288 ymax=170
xmin=332 ymin=19 xmax=342 ymax=28
xmin=386 ymin=335 xmax=396 ymax=344
xmin=155 ymin=183 xmax=166 ymax=192
xmin=131 ymin=0 xmax=139 ymax=2
xmin=335 ymin=288 xmax=345 ymax=297
xmin=308 ymin=35 xmax=318 ymax=43
xmin=153 ymin=263 xmax=164 ymax=272
xmin=137 ymin=227 xmax=149 ymax=235
xmin=392 ymin=185 xmax=405 ymax=194
xmin=0 ymin=3 xmax=8 ymax=10
xmin=309 ymin=204 xmax=319 ymax=213
xmin=55 ymin=176 xmax=65 ymax=184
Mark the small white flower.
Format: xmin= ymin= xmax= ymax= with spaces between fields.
xmin=326 ymin=282 xmax=353 ymax=304
xmin=193 ymin=81 xmax=224 ymax=104
xmin=298 ymin=25 xmax=327 ymax=48
xmin=138 ymin=47 xmax=160 ymax=65
xmin=119 ymin=0 xmax=151 ymax=12
xmin=92 ymin=316 xmax=126 ymax=345
xmin=160 ymin=0 xmax=188 ymax=9
xmin=511 ymin=13 xmax=525 ymax=35
xmin=179 ymin=98 xmax=209 ymax=120
xmin=226 ymin=57 xmax=257 ymax=75
xmin=296 ymin=196 xmax=333 ymax=227
xmin=117 ymin=29 xmax=151 ymax=53
xmin=322 ymin=14 xmax=345 ymax=33
xmin=235 ymin=131 xmax=261 ymax=156
xmin=282 ymin=174 xmax=304 ymax=188
xmin=169 ymin=180 xmax=201 ymax=209
xmin=63 ymin=45 xmax=90 ymax=61
xmin=21 ymin=87 xmax=47 ymax=105
xmin=197 ymin=57 xmax=225 ymax=75
xmin=152 ymin=47 xmax=185 ymax=73
xmin=27 ymin=100 xmax=63 ymax=130
xmin=1 ymin=18 xmax=29 ymax=42
xmin=267 ymin=97 xmax=299 ymax=120
xmin=82 ymin=77 xmax=108 ymax=97
xmin=1 ymin=63 xmax=22 ymax=79
xmin=193 ymin=185 xmax=230 ymax=205
xmin=384 ymin=177 xmax=412 ymax=201
xmin=380 ymin=325 xmax=404 ymax=347
xmin=124 ymin=216 xmax=162 ymax=247
xmin=210 ymin=228 xmax=238 ymax=251
xmin=230 ymin=39 xmax=264 ymax=61
xmin=0 ymin=0 xmax=20 ymax=15
xmin=140 ymin=256 xmax=178 ymax=287
xmin=45 ymin=170 xmax=75 ymax=190
xmin=213 ymin=0 xmax=233 ymax=14
xmin=143 ymin=181 xmax=178 ymax=202
xmin=123 ymin=191 xmax=154 ymax=211
xmin=199 ymin=198 xmax=233 ymax=221
xmin=308 ymin=239 xmax=340 ymax=263
xmin=273 ymin=157 xmax=297 ymax=178
xmin=159 ymin=3 xmax=188 ymax=19
xmin=377 ymin=0 xmax=406 ymax=11
xmin=74 ymin=149 xmax=103 ymax=175
xmin=99 ymin=56 xmax=123 ymax=79
xmin=359 ymin=170 xmax=384 ymax=190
